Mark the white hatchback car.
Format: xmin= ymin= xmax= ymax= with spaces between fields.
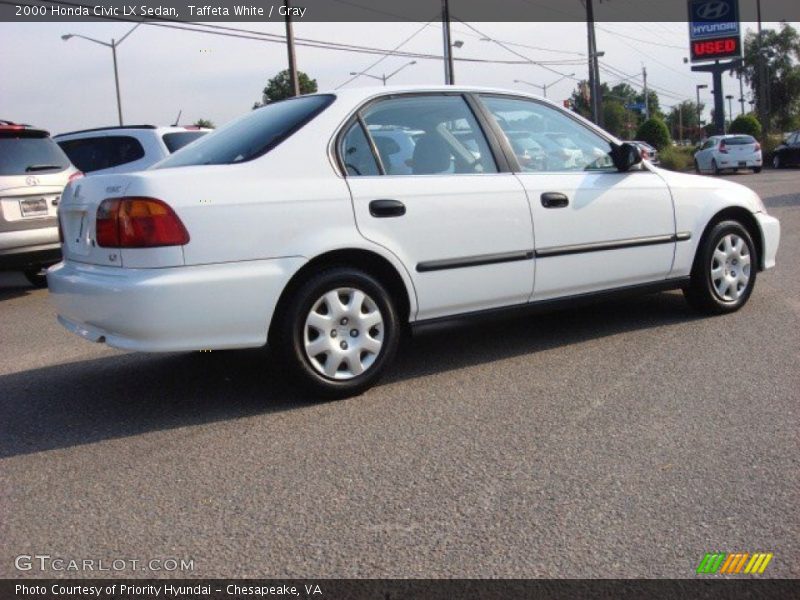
xmin=54 ymin=125 xmax=210 ymax=176
xmin=48 ymin=87 xmax=780 ymax=396
xmin=694 ymin=134 xmax=763 ymax=175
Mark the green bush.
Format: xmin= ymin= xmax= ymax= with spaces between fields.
xmin=658 ymin=146 xmax=694 ymax=171
xmin=636 ymin=118 xmax=672 ymax=150
xmin=729 ymin=114 xmax=762 ymax=138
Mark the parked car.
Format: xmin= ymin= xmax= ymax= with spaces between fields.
xmin=771 ymin=131 xmax=800 ymax=168
xmin=694 ymin=134 xmax=762 ymax=175
xmin=48 ymin=87 xmax=780 ymax=397
xmin=0 ymin=120 xmax=82 ymax=287
xmin=625 ymin=140 xmax=660 ymax=166
xmin=54 ymin=125 xmax=210 ymax=176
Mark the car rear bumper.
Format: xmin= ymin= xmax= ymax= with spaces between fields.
xmin=717 ymin=157 xmax=762 ymax=168
xmin=0 ymin=227 xmax=60 ymax=269
xmin=755 ymin=212 xmax=780 ymax=270
xmin=48 ymin=257 xmax=306 ymax=352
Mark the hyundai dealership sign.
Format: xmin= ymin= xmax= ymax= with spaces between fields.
xmin=688 ymin=0 xmax=741 ymax=62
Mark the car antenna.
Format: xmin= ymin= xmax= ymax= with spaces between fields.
xmin=172 ymin=109 xmax=182 ymax=127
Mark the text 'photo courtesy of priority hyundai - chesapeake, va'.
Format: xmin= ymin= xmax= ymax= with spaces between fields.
xmin=1 ymin=1 xmax=798 ymax=599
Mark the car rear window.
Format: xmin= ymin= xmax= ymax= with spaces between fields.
xmin=724 ymin=136 xmax=756 ymax=145
xmin=155 ymin=94 xmax=335 ymax=169
xmin=57 ymin=135 xmax=145 ymax=172
xmin=162 ymin=131 xmax=208 ymax=153
xmin=0 ymin=130 xmax=71 ymax=175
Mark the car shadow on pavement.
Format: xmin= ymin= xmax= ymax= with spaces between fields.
xmin=0 ymin=271 xmax=36 ymax=301
xmin=0 ymin=291 xmax=701 ymax=459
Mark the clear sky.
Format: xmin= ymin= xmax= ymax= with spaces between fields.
xmin=0 ymin=20 xmax=791 ymax=134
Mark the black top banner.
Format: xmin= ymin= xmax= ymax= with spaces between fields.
xmin=2 ymin=0 xmax=800 ymax=22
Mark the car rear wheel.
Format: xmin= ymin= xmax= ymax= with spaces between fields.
xmin=275 ymin=267 xmax=400 ymax=397
xmin=753 ymin=166 xmax=762 ymax=173
xmin=23 ymin=267 xmax=48 ymax=288
xmin=684 ymin=220 xmax=756 ymax=314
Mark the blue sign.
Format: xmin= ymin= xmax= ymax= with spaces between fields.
xmin=688 ymin=0 xmax=740 ymax=41
xmin=625 ymin=102 xmax=646 ymax=112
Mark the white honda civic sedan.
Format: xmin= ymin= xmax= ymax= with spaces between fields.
xmin=48 ymin=86 xmax=780 ymax=396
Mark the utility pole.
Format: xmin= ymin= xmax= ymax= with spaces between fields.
xmin=696 ymin=83 xmax=708 ymax=138
xmin=756 ymin=0 xmax=768 ymax=136
xmin=738 ymin=70 xmax=745 ymax=115
xmin=585 ymin=0 xmax=601 ymax=125
xmin=678 ymin=104 xmax=683 ymax=143
xmin=441 ymin=0 xmax=455 ymax=84
xmin=284 ymin=0 xmax=300 ymax=97
xmin=642 ymin=65 xmax=649 ymax=120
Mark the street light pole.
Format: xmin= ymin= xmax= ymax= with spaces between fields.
xmin=441 ymin=0 xmax=455 ymax=84
xmin=726 ymin=95 xmax=734 ymax=128
xmin=514 ymin=73 xmax=575 ymax=99
xmin=350 ymin=61 xmax=417 ymax=87
xmin=61 ymin=22 xmax=140 ymax=126
xmin=696 ymin=84 xmax=708 ymax=137
xmin=284 ymin=0 xmax=300 ymax=97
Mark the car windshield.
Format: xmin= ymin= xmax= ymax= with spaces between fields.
xmin=724 ymin=136 xmax=756 ymax=145
xmin=162 ymin=131 xmax=209 ymax=153
xmin=0 ymin=131 xmax=71 ymax=175
xmin=155 ymin=95 xmax=335 ymax=168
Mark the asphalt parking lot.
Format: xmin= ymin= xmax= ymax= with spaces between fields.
xmin=1 ymin=170 xmax=798 ymax=579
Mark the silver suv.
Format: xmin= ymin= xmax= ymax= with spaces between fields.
xmin=0 ymin=121 xmax=81 ymax=287
xmin=54 ymin=125 xmax=210 ymax=176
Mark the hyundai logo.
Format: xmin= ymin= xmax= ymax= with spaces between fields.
xmin=697 ymin=1 xmax=730 ymax=20
xmin=25 ymin=175 xmax=39 ymax=186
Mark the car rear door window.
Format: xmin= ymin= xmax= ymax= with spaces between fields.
xmin=155 ymin=94 xmax=335 ymax=168
xmin=57 ymin=135 xmax=145 ymax=173
xmin=357 ymin=95 xmax=498 ymax=176
xmin=0 ymin=130 xmax=70 ymax=175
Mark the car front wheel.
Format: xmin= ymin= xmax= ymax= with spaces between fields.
xmin=772 ymin=154 xmax=781 ymax=169
xmin=712 ymin=158 xmax=721 ymax=175
xmin=684 ymin=220 xmax=757 ymax=314
xmin=276 ymin=267 xmax=400 ymax=397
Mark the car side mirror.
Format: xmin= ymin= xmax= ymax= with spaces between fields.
xmin=610 ymin=142 xmax=642 ymax=172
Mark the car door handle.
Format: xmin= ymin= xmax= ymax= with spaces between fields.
xmin=541 ymin=192 xmax=569 ymax=208
xmin=369 ymin=199 xmax=406 ymax=218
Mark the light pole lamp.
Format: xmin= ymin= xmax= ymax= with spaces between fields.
xmin=350 ymin=61 xmax=417 ymax=86
xmin=62 ymin=23 xmax=140 ymax=126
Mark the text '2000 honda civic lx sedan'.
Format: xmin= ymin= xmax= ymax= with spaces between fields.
xmin=48 ymin=86 xmax=781 ymax=397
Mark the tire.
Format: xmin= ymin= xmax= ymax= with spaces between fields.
xmin=684 ymin=220 xmax=757 ymax=314
xmin=753 ymin=167 xmax=762 ymax=174
xmin=23 ymin=267 xmax=48 ymax=288
xmin=772 ymin=154 xmax=781 ymax=169
xmin=712 ymin=158 xmax=721 ymax=175
xmin=694 ymin=159 xmax=701 ymax=174
xmin=274 ymin=267 xmax=400 ymax=398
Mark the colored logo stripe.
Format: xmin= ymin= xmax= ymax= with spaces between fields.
xmin=697 ymin=552 xmax=773 ymax=574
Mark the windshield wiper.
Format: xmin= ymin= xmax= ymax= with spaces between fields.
xmin=25 ymin=164 xmax=63 ymax=172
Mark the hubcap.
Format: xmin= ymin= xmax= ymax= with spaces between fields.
xmin=303 ymin=287 xmax=384 ymax=380
xmin=710 ymin=233 xmax=751 ymax=302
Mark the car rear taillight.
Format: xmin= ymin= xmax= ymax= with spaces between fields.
xmin=96 ymin=197 xmax=190 ymax=248
xmin=719 ymin=142 xmax=728 ymax=154
xmin=68 ymin=171 xmax=84 ymax=183
xmin=754 ymin=142 xmax=761 ymax=151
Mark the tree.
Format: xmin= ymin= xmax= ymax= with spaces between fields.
xmin=665 ymin=101 xmax=705 ymax=142
xmin=259 ymin=69 xmax=318 ymax=105
xmin=636 ymin=118 xmax=671 ymax=150
xmin=602 ymin=101 xmax=630 ymax=139
xmin=729 ymin=114 xmax=762 ymax=138
xmin=740 ymin=23 xmax=800 ymax=133
xmin=193 ymin=119 xmax=214 ymax=129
